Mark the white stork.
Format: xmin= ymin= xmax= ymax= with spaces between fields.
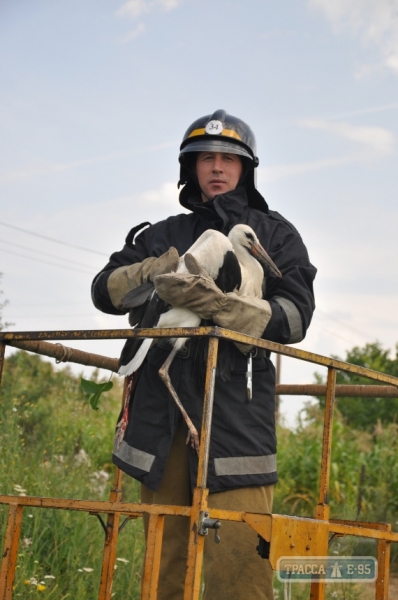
xmin=118 ymin=224 xmax=282 ymax=452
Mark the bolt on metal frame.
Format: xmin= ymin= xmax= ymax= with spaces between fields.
xmin=1 ymin=326 xmax=398 ymax=600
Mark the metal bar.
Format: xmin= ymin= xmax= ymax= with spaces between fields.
xmin=7 ymin=340 xmax=119 ymax=372
xmin=183 ymin=337 xmax=219 ymax=600
xmin=141 ymin=514 xmax=165 ymax=600
xmin=317 ymin=368 xmax=337 ymax=513
xmin=214 ymin=329 xmax=398 ymax=386
xmin=311 ymin=367 xmax=336 ymax=600
xmin=329 ymin=519 xmax=391 ymax=531
xmin=183 ymin=487 xmax=209 ymax=600
xmin=0 ymin=504 xmax=23 ymax=600
xmin=3 ymin=327 xmax=398 ymax=386
xmin=376 ymin=536 xmax=391 ymax=600
xmin=0 ymin=496 xmax=190 ymax=517
xmin=328 ymin=523 xmax=398 ymax=542
xmin=275 ymin=353 xmax=281 ymax=423
xmin=6 ymin=338 xmax=398 ymax=396
xmin=0 ymin=327 xmax=215 ymax=342
xmin=276 ymin=384 xmax=398 ymax=397
xmin=97 ymin=381 xmax=126 ymax=600
xmin=197 ymin=337 xmax=219 ymax=489
xmin=0 ymin=342 xmax=5 ymax=388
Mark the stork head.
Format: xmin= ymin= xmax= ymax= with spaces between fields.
xmin=228 ymin=225 xmax=282 ymax=278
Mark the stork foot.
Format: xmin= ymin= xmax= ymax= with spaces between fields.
xmin=158 ymin=354 xmax=200 ymax=456
xmin=186 ymin=430 xmax=200 ymax=455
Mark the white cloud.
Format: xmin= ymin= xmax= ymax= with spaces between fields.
xmin=0 ymin=142 xmax=178 ymax=186
xmin=117 ymin=0 xmax=150 ymax=19
xmin=309 ymin=0 xmax=398 ymax=76
xmin=259 ymin=155 xmax=358 ymax=184
xmin=300 ymin=119 xmax=395 ymax=155
xmin=259 ymin=119 xmax=395 ymax=183
xmin=120 ymin=22 xmax=146 ymax=43
xmin=116 ymin=0 xmax=183 ymax=20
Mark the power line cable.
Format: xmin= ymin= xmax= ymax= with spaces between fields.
xmin=11 ymin=301 xmax=87 ymax=308
xmin=312 ymin=322 xmax=366 ymax=346
xmin=315 ymin=309 xmax=370 ymax=340
xmin=0 ymin=247 xmax=94 ymax=275
xmin=0 ymin=220 xmax=109 ymax=257
xmin=0 ymin=239 xmax=96 ymax=270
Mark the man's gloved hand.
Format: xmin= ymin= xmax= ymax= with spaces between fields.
xmin=107 ymin=247 xmax=179 ymax=310
xmin=154 ymin=253 xmax=272 ymax=343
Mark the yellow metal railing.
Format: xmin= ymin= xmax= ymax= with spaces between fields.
xmin=1 ymin=326 xmax=398 ymax=600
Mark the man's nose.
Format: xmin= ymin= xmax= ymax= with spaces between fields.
xmin=212 ymin=155 xmax=224 ymax=172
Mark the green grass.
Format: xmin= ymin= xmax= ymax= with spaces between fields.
xmin=0 ymin=351 xmax=145 ymax=598
xmin=1 ymin=351 xmax=398 ymax=599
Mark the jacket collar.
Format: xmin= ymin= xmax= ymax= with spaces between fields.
xmin=180 ymin=185 xmax=269 ymax=232
xmin=179 ymin=180 xmax=269 ymax=215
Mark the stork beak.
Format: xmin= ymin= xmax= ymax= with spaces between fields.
xmin=250 ymin=243 xmax=282 ymax=278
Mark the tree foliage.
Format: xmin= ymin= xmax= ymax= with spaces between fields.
xmin=315 ymin=342 xmax=398 ymax=430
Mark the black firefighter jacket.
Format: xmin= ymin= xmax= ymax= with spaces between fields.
xmin=91 ymin=186 xmax=317 ymax=492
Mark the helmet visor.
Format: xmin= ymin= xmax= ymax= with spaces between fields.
xmin=180 ymin=139 xmax=254 ymax=161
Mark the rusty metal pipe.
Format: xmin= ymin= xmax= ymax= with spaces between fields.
xmin=276 ymin=384 xmax=398 ymax=397
xmin=3 ymin=327 xmax=398 ymax=387
xmin=6 ymin=339 xmax=119 ymax=372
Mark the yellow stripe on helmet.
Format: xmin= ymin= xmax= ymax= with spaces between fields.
xmin=188 ymin=128 xmax=242 ymax=141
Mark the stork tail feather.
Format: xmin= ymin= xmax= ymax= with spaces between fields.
xmin=119 ymin=337 xmax=153 ymax=376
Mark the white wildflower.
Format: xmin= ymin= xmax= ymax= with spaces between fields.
xmin=90 ymin=470 xmax=110 ymax=482
xmin=23 ymin=538 xmax=32 ymax=547
xmin=74 ymin=449 xmax=91 ymax=466
xmin=44 ymin=575 xmax=55 ymax=579
xmin=82 ymin=567 xmax=94 ymax=572
xmin=89 ymin=469 xmax=110 ymax=494
xmin=116 ymin=557 xmax=129 ymax=563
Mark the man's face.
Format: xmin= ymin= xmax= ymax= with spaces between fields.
xmin=195 ymin=151 xmax=243 ymax=201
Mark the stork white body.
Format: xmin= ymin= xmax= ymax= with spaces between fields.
xmin=118 ymin=224 xmax=269 ymax=377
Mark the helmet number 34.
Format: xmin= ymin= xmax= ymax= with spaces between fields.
xmin=205 ymin=120 xmax=224 ymax=135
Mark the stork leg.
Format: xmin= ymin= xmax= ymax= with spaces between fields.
xmin=158 ymin=342 xmax=200 ymax=455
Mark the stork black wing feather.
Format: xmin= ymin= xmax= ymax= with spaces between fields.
xmin=121 ymin=282 xmax=155 ymax=309
xmin=119 ymin=291 xmax=169 ymax=369
xmin=214 ymin=250 xmax=242 ymax=293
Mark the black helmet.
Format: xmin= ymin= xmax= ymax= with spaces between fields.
xmin=178 ymin=109 xmax=268 ymax=213
xmin=179 ymin=109 xmax=259 ymax=187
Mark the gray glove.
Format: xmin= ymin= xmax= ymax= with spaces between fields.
xmin=107 ymin=247 xmax=179 ymax=310
xmin=154 ymin=253 xmax=272 ymax=342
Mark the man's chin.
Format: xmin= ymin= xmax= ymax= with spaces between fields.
xmin=206 ymin=185 xmax=228 ymax=197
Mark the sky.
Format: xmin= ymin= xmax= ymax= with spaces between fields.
xmin=1 ymin=0 xmax=397 ymax=426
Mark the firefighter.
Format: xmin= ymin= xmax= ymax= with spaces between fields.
xmin=92 ymin=109 xmax=316 ymax=600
